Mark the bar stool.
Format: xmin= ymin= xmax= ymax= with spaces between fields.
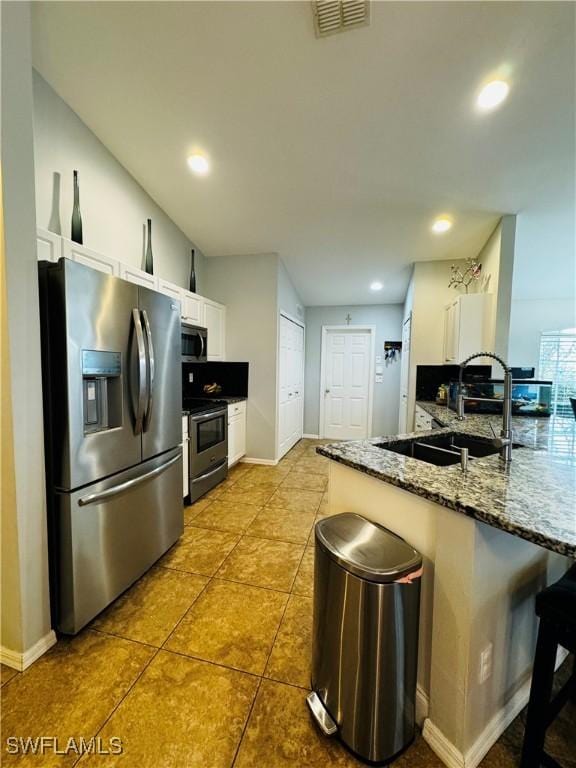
xmin=520 ymin=562 xmax=576 ymax=768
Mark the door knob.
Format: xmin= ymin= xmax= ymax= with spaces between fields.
xmin=325 ymin=389 xmax=330 ymax=394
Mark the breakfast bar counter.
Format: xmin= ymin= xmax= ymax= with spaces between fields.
xmin=316 ymin=408 xmax=574 ymax=767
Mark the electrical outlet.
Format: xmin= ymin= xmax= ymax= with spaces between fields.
xmin=479 ymin=643 xmax=493 ymax=683
xmin=188 ymin=373 xmax=194 ymax=383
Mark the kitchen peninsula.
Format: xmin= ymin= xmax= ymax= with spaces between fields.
xmin=317 ymin=411 xmax=575 ymax=768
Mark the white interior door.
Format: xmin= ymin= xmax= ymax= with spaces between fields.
xmin=398 ymin=314 xmax=412 ymax=433
xmin=321 ymin=328 xmax=373 ymax=440
xmin=278 ymin=315 xmax=304 ymax=458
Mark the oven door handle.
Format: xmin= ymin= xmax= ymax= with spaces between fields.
xmin=190 ymin=408 xmax=227 ymax=422
xmin=191 ymin=459 xmax=227 ymax=484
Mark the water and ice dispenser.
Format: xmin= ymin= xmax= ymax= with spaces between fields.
xmin=81 ymin=350 xmax=122 ymax=434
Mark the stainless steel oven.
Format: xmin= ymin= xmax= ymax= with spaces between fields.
xmin=182 ymin=323 xmax=208 ymax=363
xmin=187 ymin=401 xmax=228 ymax=502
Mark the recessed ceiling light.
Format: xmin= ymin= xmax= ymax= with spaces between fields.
xmin=187 ymin=154 xmax=210 ymax=175
xmin=370 ymin=281 xmax=383 ymax=291
xmin=476 ymin=80 xmax=509 ymax=111
xmin=431 ymin=217 xmax=453 ymax=234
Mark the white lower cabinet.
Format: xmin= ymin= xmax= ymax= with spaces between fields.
xmin=414 ymin=405 xmax=434 ymax=432
xmin=203 ymin=299 xmax=226 ymax=360
xmin=182 ymin=416 xmax=189 ymax=499
xmin=62 ymin=238 xmax=119 ymax=276
xmin=119 ymin=263 xmax=158 ymax=290
xmin=227 ymin=401 xmax=247 ymax=467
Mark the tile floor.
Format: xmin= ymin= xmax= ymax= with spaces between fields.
xmin=1 ymin=438 xmax=574 ymax=767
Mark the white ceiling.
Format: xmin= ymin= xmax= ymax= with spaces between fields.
xmin=32 ymin=1 xmax=574 ymax=306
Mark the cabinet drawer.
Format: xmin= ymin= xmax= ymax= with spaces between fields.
xmin=228 ymin=401 xmax=246 ymax=417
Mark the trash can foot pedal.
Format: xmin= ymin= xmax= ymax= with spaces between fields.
xmin=307 ymin=691 xmax=337 ymax=736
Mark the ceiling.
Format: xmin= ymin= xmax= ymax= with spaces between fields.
xmin=32 ymin=2 xmax=574 ymax=306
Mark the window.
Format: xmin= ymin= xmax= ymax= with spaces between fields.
xmin=538 ymin=329 xmax=576 ymax=417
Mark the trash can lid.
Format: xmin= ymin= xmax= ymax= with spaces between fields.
xmin=315 ymin=513 xmax=422 ymax=583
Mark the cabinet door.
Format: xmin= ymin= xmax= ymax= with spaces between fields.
xmin=119 ymin=264 xmax=157 ymax=290
xmin=37 ymin=228 xmax=62 ymax=262
xmin=182 ymin=292 xmax=203 ymax=325
xmin=62 ymin=239 xmax=119 ymax=276
xmin=203 ymin=299 xmax=225 ymax=360
xmin=443 ymin=301 xmax=459 ymax=363
xmin=228 ymin=412 xmax=246 ymax=466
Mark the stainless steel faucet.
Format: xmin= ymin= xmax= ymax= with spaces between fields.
xmin=456 ymin=352 xmax=514 ymax=463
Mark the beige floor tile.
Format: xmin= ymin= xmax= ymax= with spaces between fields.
xmin=267 ymin=488 xmax=323 ymax=514
xmin=234 ymin=472 xmax=285 ymax=489
xmin=217 ymin=536 xmax=305 ymax=592
xmin=292 ymin=546 xmax=315 ymax=598
xmin=316 ymin=492 xmax=330 ymax=517
xmin=234 ymin=679 xmax=364 ymax=768
xmin=218 ymin=483 xmax=276 ymax=506
xmin=1 ymin=631 xmax=154 ymax=768
xmin=281 ymin=471 xmax=327 ymax=492
xmin=295 ymin=457 xmax=329 ymax=475
xmin=1 ymin=663 xmax=18 ymax=687
xmin=265 ymin=595 xmax=313 ymax=689
xmin=247 ymin=507 xmax=315 ymax=545
xmin=160 ymin=526 xmax=240 ymax=576
xmin=191 ymin=499 xmax=262 ymax=533
xmin=91 ymin=566 xmax=207 ymax=646
xmin=183 ymin=497 xmax=213 ymax=525
xmin=165 ymin=580 xmax=288 ymax=674
xmin=228 ymin=462 xmax=252 ymax=479
xmin=82 ymin=651 xmax=258 ymax=768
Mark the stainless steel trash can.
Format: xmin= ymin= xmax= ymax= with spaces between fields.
xmin=308 ymin=513 xmax=422 ymax=764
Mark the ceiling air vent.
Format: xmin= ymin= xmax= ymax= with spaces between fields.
xmin=312 ymin=0 xmax=370 ymax=38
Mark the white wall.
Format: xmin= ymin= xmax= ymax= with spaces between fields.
xmin=508 ymin=197 xmax=575 ymax=369
xmin=32 ymin=71 xmax=205 ymax=290
xmin=204 ymin=254 xmax=279 ymax=461
xmin=1 ymin=1 xmax=53 ymax=661
xmin=303 ymin=304 xmax=403 ymax=437
xmin=277 ymin=258 xmax=304 ymax=322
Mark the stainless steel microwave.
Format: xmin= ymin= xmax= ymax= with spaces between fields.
xmin=182 ymin=323 xmax=208 ymax=362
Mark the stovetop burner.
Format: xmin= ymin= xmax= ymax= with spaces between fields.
xmin=183 ymin=397 xmax=228 ymax=416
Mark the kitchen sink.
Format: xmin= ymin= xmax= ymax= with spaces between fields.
xmin=375 ymin=433 xmax=522 ymax=467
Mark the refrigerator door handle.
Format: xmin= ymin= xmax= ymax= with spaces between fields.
xmin=132 ymin=308 xmax=147 ymax=435
xmin=78 ymin=452 xmax=181 ymax=506
xmin=142 ymin=309 xmax=155 ymax=431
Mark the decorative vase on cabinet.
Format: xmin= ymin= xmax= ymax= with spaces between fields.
xmin=189 ymin=248 xmax=196 ymax=293
xmin=144 ymin=218 xmax=154 ymax=275
xmin=71 ymin=170 xmax=83 ymax=244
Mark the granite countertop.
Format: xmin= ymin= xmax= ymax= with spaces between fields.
xmin=317 ymin=406 xmax=576 ymax=558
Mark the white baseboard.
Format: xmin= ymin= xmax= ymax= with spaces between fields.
xmin=303 ymin=433 xmax=320 ymax=439
xmin=415 ymin=684 xmax=430 ymax=727
xmin=423 ymin=646 xmax=570 ymax=768
xmin=1 ymin=630 xmax=57 ymax=672
xmin=241 ymin=457 xmax=279 ymax=466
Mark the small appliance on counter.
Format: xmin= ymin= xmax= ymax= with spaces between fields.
xmin=184 ymin=398 xmax=229 ymax=503
xmin=448 ymin=379 xmax=553 ymax=416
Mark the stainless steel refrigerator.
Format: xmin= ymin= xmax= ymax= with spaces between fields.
xmin=39 ymin=258 xmax=183 ymax=634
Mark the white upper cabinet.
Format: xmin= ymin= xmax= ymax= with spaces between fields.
xmin=36 ymin=228 xmax=62 ymax=263
xmin=61 ymin=238 xmax=119 ymax=276
xmin=37 ymin=230 xmax=226 ymax=350
xmin=202 ymin=298 xmax=226 ymax=360
xmin=182 ymin=292 xmax=203 ymax=325
xmin=157 ymin=277 xmax=182 ymax=302
xmin=443 ymin=293 xmax=491 ymax=364
xmin=119 ymin=264 xmax=158 ymax=290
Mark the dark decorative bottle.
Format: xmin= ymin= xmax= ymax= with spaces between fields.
xmin=189 ymin=248 xmax=196 ymax=293
xmin=71 ymin=170 xmax=83 ymax=244
xmin=144 ymin=218 xmax=154 ymax=275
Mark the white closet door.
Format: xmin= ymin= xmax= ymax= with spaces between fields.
xmin=322 ymin=328 xmax=372 ymax=440
xmin=278 ymin=315 xmax=304 ymax=459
